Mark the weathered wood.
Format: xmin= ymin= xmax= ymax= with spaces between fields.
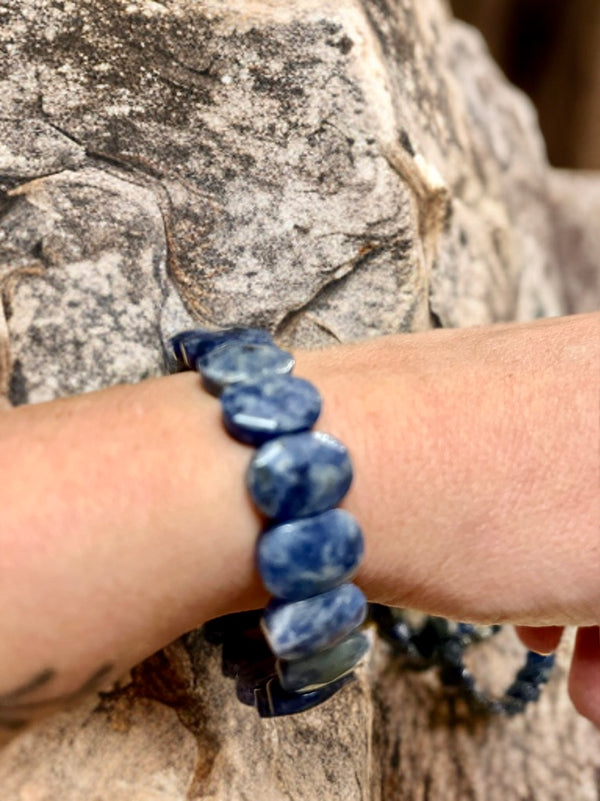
xmin=0 ymin=1 xmax=598 ymax=798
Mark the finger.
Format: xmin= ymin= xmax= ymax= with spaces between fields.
xmin=568 ymin=626 xmax=600 ymax=727
xmin=515 ymin=625 xmax=564 ymax=654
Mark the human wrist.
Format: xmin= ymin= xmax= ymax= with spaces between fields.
xmin=169 ymin=327 xmax=371 ymax=715
xmin=297 ymin=314 xmax=600 ymax=628
xmin=0 ymin=371 xmax=268 ymax=700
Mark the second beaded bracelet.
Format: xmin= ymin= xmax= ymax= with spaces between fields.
xmin=169 ymin=326 xmax=370 ymax=717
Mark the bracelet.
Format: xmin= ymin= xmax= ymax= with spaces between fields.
xmin=369 ymin=605 xmax=555 ymax=715
xmin=168 ymin=327 xmax=555 ymax=718
xmin=169 ymin=327 xmax=370 ymax=717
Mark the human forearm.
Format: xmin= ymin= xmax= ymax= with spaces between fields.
xmin=0 ymin=312 xmax=598 ymax=720
xmin=0 ymin=371 xmax=266 ymax=716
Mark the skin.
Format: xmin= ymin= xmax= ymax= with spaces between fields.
xmin=0 ymin=312 xmax=598 ymax=726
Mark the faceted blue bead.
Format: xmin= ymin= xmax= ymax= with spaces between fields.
xmin=197 ymin=341 xmax=295 ymax=396
xmin=169 ymin=327 xmax=273 ymax=369
xmin=255 ymin=672 xmax=355 ymax=718
xmin=277 ymin=630 xmax=370 ymax=692
xmin=257 ymin=509 xmax=364 ymax=600
xmin=221 ymin=375 xmax=322 ymax=446
xmin=247 ymin=431 xmax=353 ymax=520
xmin=262 ymin=583 xmax=367 ymax=660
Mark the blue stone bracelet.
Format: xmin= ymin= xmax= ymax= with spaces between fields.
xmin=169 ymin=327 xmax=554 ymax=719
xmin=369 ymin=605 xmax=555 ymax=716
xmin=169 ymin=326 xmax=369 ymax=717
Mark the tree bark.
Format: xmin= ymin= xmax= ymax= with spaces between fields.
xmin=0 ymin=1 xmax=598 ymax=798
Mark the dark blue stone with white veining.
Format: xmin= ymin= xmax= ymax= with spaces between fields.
xmin=255 ymin=672 xmax=355 ymax=718
xmin=257 ymin=509 xmax=364 ymax=600
xmin=169 ymin=327 xmax=273 ymax=369
xmin=247 ymin=431 xmax=353 ymax=520
xmin=221 ymin=375 xmax=321 ymax=446
xmin=197 ymin=341 xmax=295 ymax=396
xmin=277 ymin=630 xmax=370 ymax=692
xmin=262 ymin=583 xmax=367 ymax=660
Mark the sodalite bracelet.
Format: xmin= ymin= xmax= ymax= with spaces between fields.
xmin=169 ymin=326 xmax=369 ymax=717
xmin=168 ymin=326 xmax=555 ymax=719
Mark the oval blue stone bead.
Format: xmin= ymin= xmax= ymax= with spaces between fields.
xmin=247 ymin=431 xmax=353 ymax=520
xmin=261 ymin=583 xmax=367 ymax=660
xmin=257 ymin=509 xmax=364 ymax=600
xmin=221 ymin=375 xmax=322 ymax=446
xmin=169 ymin=327 xmax=273 ymax=369
xmin=197 ymin=341 xmax=295 ymax=396
xmin=255 ymin=672 xmax=355 ymax=718
xmin=277 ymin=630 xmax=370 ymax=692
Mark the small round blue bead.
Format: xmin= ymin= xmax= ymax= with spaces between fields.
xmin=369 ymin=605 xmax=556 ymax=716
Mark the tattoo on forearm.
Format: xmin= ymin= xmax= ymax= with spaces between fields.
xmin=0 ymin=663 xmax=113 ymax=730
xmin=0 ymin=667 xmax=55 ymax=704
